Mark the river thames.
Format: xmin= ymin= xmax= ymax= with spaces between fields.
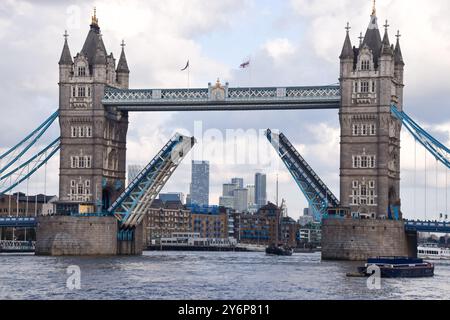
xmin=0 ymin=251 xmax=449 ymax=300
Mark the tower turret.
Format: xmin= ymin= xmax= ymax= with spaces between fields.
xmin=116 ymin=40 xmax=130 ymax=89
xmin=59 ymin=31 xmax=73 ymax=82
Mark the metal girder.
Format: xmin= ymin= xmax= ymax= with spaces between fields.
xmin=391 ymin=105 xmax=450 ymax=169
xmin=0 ymin=217 xmax=37 ymax=228
xmin=0 ymin=138 xmax=60 ymax=194
xmin=404 ymin=220 xmax=450 ymax=233
xmin=108 ymin=134 xmax=196 ymax=229
xmin=266 ymin=129 xmax=339 ymax=222
xmin=102 ymin=85 xmax=341 ymax=111
xmin=0 ymin=111 xmax=58 ymax=175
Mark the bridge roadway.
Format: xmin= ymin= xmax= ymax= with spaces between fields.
xmin=0 ymin=217 xmax=37 ymax=228
xmin=102 ymin=84 xmax=341 ymax=112
xmin=404 ymin=219 xmax=450 ymax=233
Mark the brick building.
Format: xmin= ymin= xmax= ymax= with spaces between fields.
xmin=190 ymin=206 xmax=228 ymax=239
xmin=143 ymin=200 xmax=191 ymax=245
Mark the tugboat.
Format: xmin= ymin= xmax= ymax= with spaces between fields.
xmin=265 ymin=244 xmax=293 ymax=256
xmin=352 ymin=257 xmax=435 ymax=278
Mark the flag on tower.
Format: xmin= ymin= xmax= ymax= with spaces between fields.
xmin=181 ymin=60 xmax=190 ymax=71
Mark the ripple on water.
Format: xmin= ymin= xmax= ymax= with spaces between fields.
xmin=1 ymin=252 xmax=449 ymax=300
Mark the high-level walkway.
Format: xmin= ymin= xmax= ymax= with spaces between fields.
xmin=102 ymin=84 xmax=341 ymax=111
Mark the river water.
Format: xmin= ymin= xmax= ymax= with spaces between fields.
xmin=0 ymin=251 xmax=449 ymax=300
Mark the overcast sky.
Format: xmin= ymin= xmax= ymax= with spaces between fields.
xmin=1 ymin=0 xmax=450 ymax=220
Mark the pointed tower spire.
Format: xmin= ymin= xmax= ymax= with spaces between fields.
xmin=92 ymin=33 xmax=107 ymax=65
xmin=90 ymin=7 xmax=100 ymax=33
xmin=394 ymin=30 xmax=405 ymax=65
xmin=117 ymin=40 xmax=130 ymax=73
xmin=340 ymin=22 xmax=354 ymax=59
xmin=372 ymin=0 xmax=377 ymax=16
xmin=361 ymin=0 xmax=382 ymax=68
xmin=381 ymin=20 xmax=393 ymax=55
xmin=59 ymin=30 xmax=73 ymax=65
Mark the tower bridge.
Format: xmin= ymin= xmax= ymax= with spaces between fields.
xmin=1 ymin=5 xmax=449 ymax=259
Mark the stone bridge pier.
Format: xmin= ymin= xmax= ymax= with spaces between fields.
xmin=35 ymin=216 xmax=143 ymax=256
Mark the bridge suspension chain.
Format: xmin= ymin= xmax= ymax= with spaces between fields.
xmin=0 ymin=138 xmax=60 ymax=195
xmin=0 ymin=111 xmax=58 ymax=175
xmin=392 ymin=105 xmax=450 ymax=221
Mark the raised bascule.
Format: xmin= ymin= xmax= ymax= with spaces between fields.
xmin=1 ymin=5 xmax=449 ymax=259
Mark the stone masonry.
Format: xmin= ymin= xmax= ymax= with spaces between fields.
xmin=339 ymin=9 xmax=404 ymax=219
xmin=58 ymin=11 xmax=129 ymax=214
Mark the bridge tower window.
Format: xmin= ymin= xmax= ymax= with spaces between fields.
xmin=78 ymin=87 xmax=86 ymax=97
xmin=361 ymin=81 xmax=369 ymax=93
xmin=361 ymin=124 xmax=368 ymax=135
xmin=361 ymin=60 xmax=370 ymax=71
xmin=77 ymin=67 xmax=86 ymax=77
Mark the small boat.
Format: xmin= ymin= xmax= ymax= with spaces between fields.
xmin=265 ymin=244 xmax=293 ymax=256
xmin=355 ymin=257 xmax=434 ymax=278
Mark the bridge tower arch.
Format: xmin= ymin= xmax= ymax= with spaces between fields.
xmin=339 ymin=8 xmax=405 ymax=219
xmin=57 ymin=11 xmax=129 ymax=214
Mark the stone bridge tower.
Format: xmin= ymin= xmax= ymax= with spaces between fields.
xmin=57 ymin=11 xmax=130 ymax=214
xmin=339 ymin=5 xmax=404 ymax=219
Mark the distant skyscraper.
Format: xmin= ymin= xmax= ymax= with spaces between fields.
xmin=219 ymin=196 xmax=234 ymax=209
xmin=223 ymin=183 xmax=237 ymax=197
xmin=191 ymin=161 xmax=210 ymax=207
xmin=128 ymin=165 xmax=144 ymax=184
xmin=233 ymin=188 xmax=249 ymax=213
xmin=159 ymin=192 xmax=185 ymax=204
xmin=246 ymin=184 xmax=255 ymax=205
xmin=255 ymin=173 xmax=267 ymax=209
xmin=231 ymin=178 xmax=244 ymax=189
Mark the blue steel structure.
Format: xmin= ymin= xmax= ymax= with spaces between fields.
xmin=102 ymin=84 xmax=341 ymax=111
xmin=265 ymin=129 xmax=340 ymax=222
xmin=391 ymin=105 xmax=450 ymax=169
xmin=0 ymin=138 xmax=60 ymax=194
xmin=0 ymin=217 xmax=37 ymax=228
xmin=0 ymin=111 xmax=58 ymax=175
xmin=404 ymin=220 xmax=450 ymax=234
xmin=108 ymin=134 xmax=196 ymax=229
xmin=0 ymin=111 xmax=60 ymax=195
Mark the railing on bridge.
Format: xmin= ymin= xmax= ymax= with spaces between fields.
xmin=404 ymin=220 xmax=450 ymax=233
xmin=0 ymin=240 xmax=35 ymax=253
xmin=102 ymin=84 xmax=341 ymax=111
xmin=0 ymin=217 xmax=37 ymax=228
